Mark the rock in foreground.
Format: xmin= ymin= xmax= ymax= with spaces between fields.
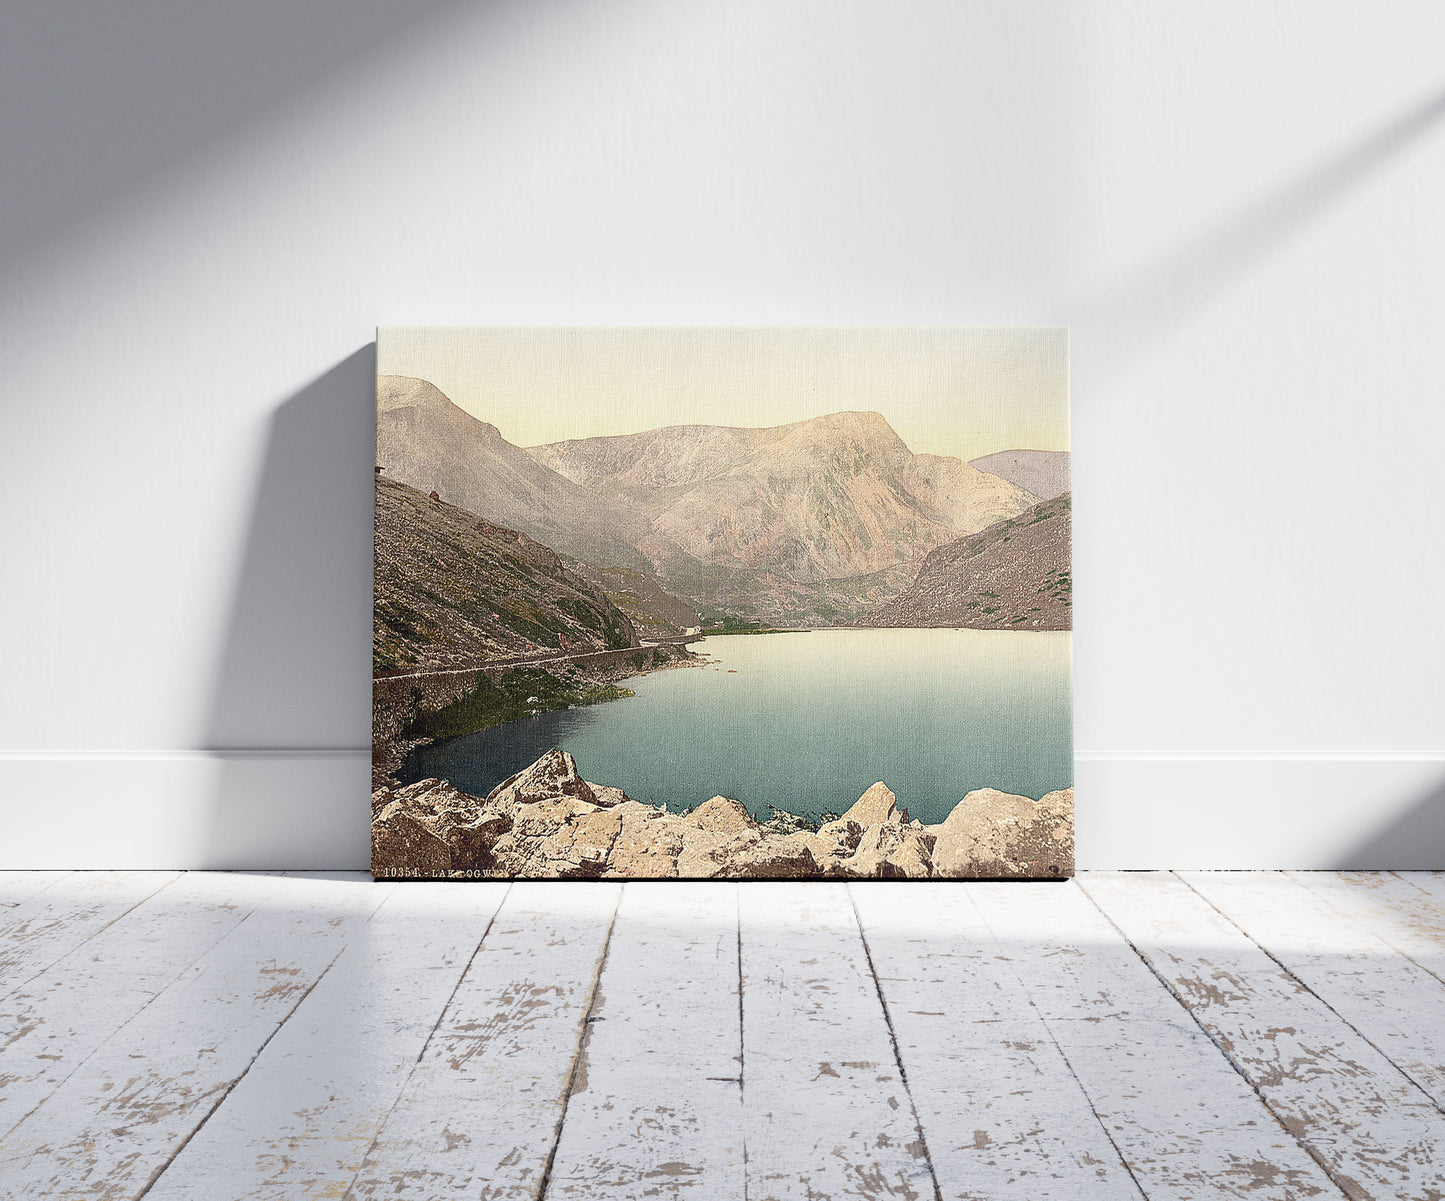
xmin=372 ymin=750 xmax=1073 ymax=880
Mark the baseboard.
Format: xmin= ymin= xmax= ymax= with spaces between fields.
xmin=0 ymin=751 xmax=371 ymax=870
xmin=1076 ymin=753 xmax=1445 ymax=869
xmin=0 ymin=751 xmax=1441 ymax=870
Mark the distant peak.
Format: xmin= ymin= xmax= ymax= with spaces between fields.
xmin=377 ymin=375 xmax=511 ymax=438
xmin=789 ymin=410 xmax=900 ymax=438
xmin=810 ymin=409 xmax=889 ymax=425
xmin=377 ymin=374 xmax=454 ymax=411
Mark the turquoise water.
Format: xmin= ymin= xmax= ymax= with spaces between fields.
xmin=400 ymin=628 xmax=1073 ymax=826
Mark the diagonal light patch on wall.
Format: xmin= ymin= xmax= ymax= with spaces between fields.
xmin=1070 ymin=82 xmax=1445 ymax=383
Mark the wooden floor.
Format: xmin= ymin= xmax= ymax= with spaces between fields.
xmin=3 ymin=873 xmax=1445 ymax=1199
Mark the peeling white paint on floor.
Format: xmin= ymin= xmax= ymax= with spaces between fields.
xmin=1 ymin=871 xmax=1443 ymax=1199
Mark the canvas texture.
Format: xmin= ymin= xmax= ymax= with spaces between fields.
xmin=372 ymin=328 xmax=1072 ymax=880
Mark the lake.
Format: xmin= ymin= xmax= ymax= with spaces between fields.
xmin=399 ymin=628 xmax=1073 ymax=827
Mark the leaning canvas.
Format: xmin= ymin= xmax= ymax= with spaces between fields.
xmin=372 ymin=328 xmax=1072 ymax=879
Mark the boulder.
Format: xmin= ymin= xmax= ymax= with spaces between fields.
xmin=372 ymin=800 xmax=451 ymax=876
xmin=590 ymin=784 xmax=631 ymax=808
xmin=929 ymin=787 xmax=1074 ymax=878
xmin=786 ymin=819 xmax=865 ymax=875
xmin=840 ymin=781 xmax=908 ymax=827
xmin=606 ymin=802 xmax=686 ymax=877
xmin=371 ymin=778 xmax=512 ymax=874
xmin=501 ymin=797 xmax=570 ymax=845
xmin=837 ymin=820 xmax=934 ymax=879
xmin=686 ymin=795 xmax=758 ymax=835
xmin=816 ymin=818 xmax=865 ymax=857
xmin=373 ymin=751 xmax=1072 ymax=881
xmin=485 ymin=748 xmax=597 ymax=808
xmin=710 ymin=831 xmax=820 ymax=879
xmin=815 ymin=817 xmax=864 ymax=855
xmin=534 ymin=807 xmax=624 ymax=878
xmin=674 ymin=822 xmax=820 ymax=879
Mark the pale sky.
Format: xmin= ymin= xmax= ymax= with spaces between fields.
xmin=377 ymin=327 xmax=1068 ymax=464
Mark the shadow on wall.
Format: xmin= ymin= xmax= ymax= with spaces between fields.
xmin=1336 ymin=771 xmax=1445 ymax=871
xmin=201 ymin=347 xmax=377 ymax=869
xmin=0 ymin=0 xmax=477 ymax=279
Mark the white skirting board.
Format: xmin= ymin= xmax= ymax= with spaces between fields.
xmin=1075 ymin=754 xmax=1445 ymax=870
xmin=0 ymin=752 xmax=1441 ymax=870
xmin=0 ymin=752 xmax=372 ymax=872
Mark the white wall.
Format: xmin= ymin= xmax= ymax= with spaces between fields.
xmin=2 ymin=0 xmax=1442 ymax=869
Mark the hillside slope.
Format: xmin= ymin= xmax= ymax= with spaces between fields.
xmin=562 ymin=560 xmax=701 ymax=639
xmin=858 ymin=495 xmax=1072 ymax=630
xmin=374 ymin=477 xmax=638 ymax=673
xmin=902 ymin=453 xmax=1042 ymax=531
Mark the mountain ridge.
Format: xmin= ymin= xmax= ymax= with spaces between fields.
xmin=527 ymin=408 xmax=1040 ymax=594
xmin=378 ymin=375 xmax=1063 ymax=624
xmin=376 ymin=376 xmax=652 ymax=572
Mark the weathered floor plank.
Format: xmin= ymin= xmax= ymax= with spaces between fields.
xmin=977 ymin=881 xmax=1342 ymax=1199
xmin=345 ymin=882 xmax=621 ymax=1199
xmin=0 ymin=871 xmax=182 ymax=1001
xmin=4 ymin=871 xmax=1445 ymax=1201
xmin=739 ymin=882 xmax=937 ymax=1201
xmin=0 ymin=872 xmax=390 ymax=1199
xmin=543 ymin=882 xmax=744 ymax=1198
xmin=143 ymin=881 xmax=510 ymax=1201
xmin=852 ymin=882 xmax=1143 ymax=1200
xmin=1394 ymin=872 xmax=1445 ymax=914
xmin=1184 ymin=870 xmax=1445 ymax=1112
xmin=0 ymin=870 xmax=68 ymax=908
xmin=1288 ymin=871 xmax=1445 ymax=981
xmin=1085 ymin=871 xmax=1445 ymax=1199
xmin=0 ymin=871 xmax=288 ymax=1140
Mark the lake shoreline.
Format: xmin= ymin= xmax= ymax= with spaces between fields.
xmin=375 ymin=641 xmax=699 ymax=787
xmin=400 ymin=628 xmax=1073 ymax=825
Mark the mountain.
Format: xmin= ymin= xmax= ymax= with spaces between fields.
xmin=531 ymin=411 xmax=1037 ymax=582
xmin=858 ymin=494 xmax=1072 ymax=630
xmin=373 ymin=476 xmax=637 ymax=673
xmin=969 ymin=450 xmax=1070 ymax=501
xmin=528 ymin=412 xmax=1040 ymax=621
xmin=376 ymin=376 xmax=650 ymax=572
xmin=379 ymin=376 xmax=1055 ymax=625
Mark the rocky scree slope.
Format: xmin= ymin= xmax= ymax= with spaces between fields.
xmin=373 ymin=749 xmax=1074 ymax=880
xmin=374 ymin=476 xmax=638 ymax=673
xmin=559 ymin=560 xmax=701 ymax=640
xmin=859 ymin=494 xmax=1072 ymax=630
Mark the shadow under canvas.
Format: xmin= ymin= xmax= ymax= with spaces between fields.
xmin=200 ymin=346 xmax=376 ymax=869
xmin=1335 ymin=771 xmax=1445 ymax=871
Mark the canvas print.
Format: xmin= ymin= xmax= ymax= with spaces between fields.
xmin=372 ymin=328 xmax=1072 ymax=879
